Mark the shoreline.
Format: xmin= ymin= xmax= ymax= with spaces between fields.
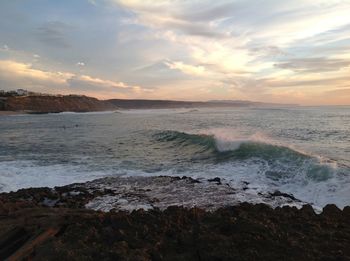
xmin=0 ymin=111 xmax=27 ymax=116
xmin=0 ymin=176 xmax=313 ymax=212
xmin=1 ymin=176 xmax=350 ymax=260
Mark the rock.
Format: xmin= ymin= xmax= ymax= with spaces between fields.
xmin=300 ymin=204 xmax=315 ymax=216
xmin=182 ymin=176 xmax=201 ymax=183
xmin=270 ymin=190 xmax=299 ymax=201
xmin=1 ymin=178 xmax=350 ymax=260
xmin=322 ymin=204 xmax=342 ymax=217
xmin=343 ymin=206 xmax=350 ymax=217
xmin=208 ymin=177 xmax=222 ymax=184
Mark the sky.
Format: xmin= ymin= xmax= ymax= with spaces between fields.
xmin=0 ymin=0 xmax=350 ymax=105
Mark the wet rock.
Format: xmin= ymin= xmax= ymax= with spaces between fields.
xmin=182 ymin=176 xmax=201 ymax=183
xmin=269 ymin=190 xmax=299 ymax=201
xmin=343 ymin=206 xmax=350 ymax=217
xmin=0 ymin=197 xmax=349 ymax=260
xmin=207 ymin=177 xmax=222 ymax=185
xmin=300 ymin=204 xmax=316 ymax=216
xmin=322 ymin=204 xmax=342 ymax=217
xmin=1 ymin=177 xmax=350 ymax=260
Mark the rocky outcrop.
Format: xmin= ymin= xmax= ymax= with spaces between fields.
xmin=0 ymin=97 xmax=6 ymax=110
xmin=1 ymin=176 xmax=350 ymax=260
xmin=1 ymin=202 xmax=350 ymax=260
xmin=1 ymin=95 xmax=117 ymax=113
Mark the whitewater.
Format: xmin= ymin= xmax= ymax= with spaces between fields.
xmin=0 ymin=106 xmax=349 ymax=210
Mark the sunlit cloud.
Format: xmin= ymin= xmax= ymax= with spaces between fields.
xmin=165 ymin=61 xmax=206 ymax=76
xmin=0 ymin=60 xmax=148 ymax=99
xmin=0 ymin=60 xmax=73 ymax=85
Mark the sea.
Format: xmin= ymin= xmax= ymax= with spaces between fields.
xmin=1 ymin=106 xmax=349 ymax=210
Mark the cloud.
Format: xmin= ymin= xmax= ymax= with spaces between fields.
xmin=165 ymin=61 xmax=205 ymax=76
xmin=87 ymin=0 xmax=97 ymax=5
xmin=0 ymin=60 xmax=148 ymax=98
xmin=325 ymin=88 xmax=350 ymax=96
xmin=0 ymin=44 xmax=9 ymax=51
xmin=275 ymin=57 xmax=350 ymax=73
xmin=67 ymin=75 xmax=154 ymax=98
xmin=262 ymin=76 xmax=350 ymax=88
xmin=69 ymin=75 xmax=133 ymax=90
xmin=116 ymin=0 xmax=231 ymax=39
xmin=0 ymin=60 xmax=73 ymax=86
xmin=250 ymin=46 xmax=287 ymax=58
xmin=36 ymin=21 xmax=71 ymax=48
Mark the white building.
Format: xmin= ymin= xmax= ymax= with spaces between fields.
xmin=16 ymin=89 xmax=28 ymax=96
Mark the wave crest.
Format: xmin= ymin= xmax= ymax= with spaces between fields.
xmin=154 ymin=130 xmax=337 ymax=182
xmin=156 ymin=130 xmax=311 ymax=159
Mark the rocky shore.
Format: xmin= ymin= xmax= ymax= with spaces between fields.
xmin=1 ymin=176 xmax=350 ymax=260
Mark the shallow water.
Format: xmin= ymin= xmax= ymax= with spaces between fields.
xmin=0 ymin=106 xmax=349 ymax=209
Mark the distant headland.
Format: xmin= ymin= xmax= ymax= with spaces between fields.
xmin=0 ymin=89 xmax=297 ymax=114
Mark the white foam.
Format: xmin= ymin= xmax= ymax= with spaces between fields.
xmin=199 ymin=159 xmax=350 ymax=209
xmin=51 ymin=110 xmax=118 ymax=115
xmin=0 ymin=160 xmax=114 ymax=192
xmin=199 ymin=128 xmax=313 ymax=156
xmin=120 ymin=108 xmax=194 ymax=115
xmin=0 ymin=157 xmax=348 ymax=210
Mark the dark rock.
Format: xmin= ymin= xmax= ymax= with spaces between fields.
xmin=182 ymin=176 xmax=201 ymax=183
xmin=1 ymin=183 xmax=350 ymax=260
xmin=322 ymin=204 xmax=342 ymax=217
xmin=300 ymin=204 xmax=315 ymax=216
xmin=343 ymin=206 xmax=350 ymax=217
xmin=208 ymin=177 xmax=221 ymax=184
xmin=270 ymin=190 xmax=299 ymax=201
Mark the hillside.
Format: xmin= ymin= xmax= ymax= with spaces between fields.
xmin=107 ymin=99 xmax=295 ymax=109
xmin=0 ymin=94 xmax=297 ymax=113
xmin=0 ymin=95 xmax=117 ymax=113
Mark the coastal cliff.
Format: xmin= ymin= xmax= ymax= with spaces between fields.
xmin=0 ymin=92 xmax=296 ymax=113
xmin=106 ymin=99 xmax=291 ymax=109
xmin=0 ymin=95 xmax=117 ymax=113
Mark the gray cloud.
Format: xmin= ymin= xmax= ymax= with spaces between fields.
xmin=325 ymin=88 xmax=350 ymax=96
xmin=36 ymin=21 xmax=71 ymax=48
xmin=297 ymin=23 xmax=350 ymax=47
xmin=265 ymin=76 xmax=350 ymax=88
xmin=67 ymin=76 xmax=126 ymax=92
xmin=250 ymin=45 xmax=287 ymax=58
xmin=176 ymin=2 xmax=235 ymax=22
xmin=221 ymin=74 xmax=350 ymax=90
xmin=275 ymin=58 xmax=350 ymax=73
xmin=169 ymin=21 xmax=229 ymax=38
xmin=117 ymin=1 xmax=232 ymax=39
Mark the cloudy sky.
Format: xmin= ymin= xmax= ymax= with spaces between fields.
xmin=1 ymin=0 xmax=350 ymax=105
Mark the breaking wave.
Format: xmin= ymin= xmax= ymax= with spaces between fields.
xmin=155 ymin=130 xmax=350 ymax=209
xmin=155 ymin=130 xmax=340 ymax=182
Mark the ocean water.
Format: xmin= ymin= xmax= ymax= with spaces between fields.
xmin=0 ymin=106 xmax=349 ymax=209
